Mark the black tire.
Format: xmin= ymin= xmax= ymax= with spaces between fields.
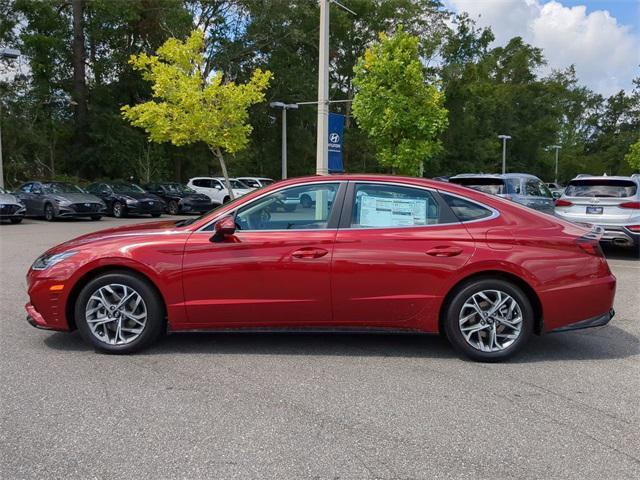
xmin=10 ymin=217 xmax=23 ymax=224
xmin=44 ymin=203 xmax=55 ymax=221
xmin=223 ymin=196 xmax=230 ymax=204
xmin=74 ymin=272 xmax=165 ymax=354
xmin=112 ymin=201 xmax=125 ymax=218
xmin=300 ymin=194 xmax=312 ymax=209
xmin=443 ymin=278 xmax=534 ymax=362
xmin=151 ymin=213 xmax=161 ymax=218
xmin=168 ymin=200 xmax=179 ymax=215
xmin=90 ymin=215 xmax=102 ymax=221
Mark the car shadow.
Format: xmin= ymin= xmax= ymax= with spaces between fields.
xmin=602 ymin=245 xmax=639 ymax=261
xmin=43 ymin=326 xmax=638 ymax=363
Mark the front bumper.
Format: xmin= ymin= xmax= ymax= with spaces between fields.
xmin=25 ymin=302 xmax=66 ymax=331
xmin=0 ymin=205 xmax=26 ymax=218
xmin=126 ymin=202 xmax=166 ymax=214
xmin=549 ymin=309 xmax=615 ymax=333
xmin=56 ymin=204 xmax=106 ymax=217
xmin=180 ymin=201 xmax=213 ymax=213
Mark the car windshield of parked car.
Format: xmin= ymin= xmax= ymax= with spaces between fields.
xmin=239 ymin=179 xmax=261 ymax=188
xmin=450 ymin=177 xmax=506 ymax=195
xmin=112 ymin=183 xmax=145 ymax=194
xmin=43 ymin=182 xmax=85 ymax=194
xmin=165 ymin=183 xmax=195 ymax=194
xmin=228 ymin=179 xmax=250 ymax=189
xmin=260 ymin=179 xmax=274 ymax=186
xmin=565 ymin=180 xmax=637 ymax=198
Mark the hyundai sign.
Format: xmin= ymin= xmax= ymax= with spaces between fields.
xmin=328 ymin=113 xmax=345 ymax=173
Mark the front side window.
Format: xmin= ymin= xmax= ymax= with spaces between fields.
xmin=19 ymin=183 xmax=33 ymax=193
xmin=351 ymin=184 xmax=440 ymax=228
xmin=234 ymin=183 xmax=339 ymax=231
xmin=193 ymin=179 xmax=211 ymax=188
xmin=112 ymin=183 xmax=145 ymax=194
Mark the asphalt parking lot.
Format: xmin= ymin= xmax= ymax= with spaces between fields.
xmin=1 ymin=217 xmax=639 ymax=479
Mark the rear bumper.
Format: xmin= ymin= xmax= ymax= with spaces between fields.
xmin=599 ymin=226 xmax=639 ymax=248
xmin=549 ymin=309 xmax=614 ymax=333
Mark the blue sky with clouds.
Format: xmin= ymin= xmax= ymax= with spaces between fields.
xmin=444 ymin=0 xmax=640 ymax=95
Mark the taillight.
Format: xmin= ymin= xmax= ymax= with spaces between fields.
xmin=619 ymin=201 xmax=640 ymax=209
xmin=627 ymin=225 xmax=640 ymax=232
xmin=555 ymin=199 xmax=573 ymax=207
xmin=576 ymin=237 xmax=604 ymax=257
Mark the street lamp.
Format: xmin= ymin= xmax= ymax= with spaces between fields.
xmin=270 ymin=102 xmax=299 ymax=179
xmin=547 ymin=145 xmax=561 ymax=184
xmin=498 ymin=134 xmax=511 ymax=174
xmin=0 ymin=48 xmax=22 ymax=189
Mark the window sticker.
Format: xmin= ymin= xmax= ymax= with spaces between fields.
xmin=359 ymin=195 xmax=429 ymax=227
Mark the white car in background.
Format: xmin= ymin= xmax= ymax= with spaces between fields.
xmin=555 ymin=174 xmax=640 ymax=256
xmin=236 ymin=177 xmax=275 ymax=189
xmin=187 ymin=177 xmax=255 ymax=204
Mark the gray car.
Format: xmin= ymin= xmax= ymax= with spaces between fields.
xmin=0 ymin=186 xmax=26 ymax=224
xmin=449 ymin=173 xmax=555 ymax=214
xmin=14 ymin=181 xmax=106 ymax=221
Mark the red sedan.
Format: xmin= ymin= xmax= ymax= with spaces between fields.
xmin=25 ymin=175 xmax=616 ymax=361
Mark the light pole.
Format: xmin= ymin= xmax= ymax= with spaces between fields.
xmin=270 ymin=102 xmax=299 ymax=179
xmin=498 ymin=134 xmax=511 ymax=174
xmin=0 ymin=48 xmax=22 ymax=189
xmin=547 ymin=145 xmax=561 ymax=184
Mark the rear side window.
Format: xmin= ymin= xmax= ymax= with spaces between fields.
xmin=442 ymin=194 xmax=494 ymax=222
xmin=450 ymin=177 xmax=506 ymax=195
xmin=565 ymin=180 xmax=637 ymax=198
xmin=192 ymin=179 xmax=211 ymax=188
xmin=351 ymin=184 xmax=440 ymax=228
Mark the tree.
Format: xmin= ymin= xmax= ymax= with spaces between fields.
xmin=121 ymin=30 xmax=271 ymax=198
xmin=352 ymin=28 xmax=447 ymax=175
xmin=625 ymin=138 xmax=640 ymax=170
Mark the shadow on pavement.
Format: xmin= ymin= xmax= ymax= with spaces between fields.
xmin=43 ymin=325 xmax=638 ymax=363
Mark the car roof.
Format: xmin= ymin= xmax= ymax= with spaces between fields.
xmin=568 ymin=175 xmax=639 ymax=183
xmin=449 ymin=173 xmax=540 ymax=180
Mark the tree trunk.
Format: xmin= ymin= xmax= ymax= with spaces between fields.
xmin=213 ymin=147 xmax=234 ymax=200
xmin=71 ymin=0 xmax=88 ymax=162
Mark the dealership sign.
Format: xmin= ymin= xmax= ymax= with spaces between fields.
xmin=328 ymin=113 xmax=345 ymax=173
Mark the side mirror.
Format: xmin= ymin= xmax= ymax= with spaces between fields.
xmin=101 ymin=190 xmax=110 ymax=195
xmin=210 ymin=215 xmax=236 ymax=243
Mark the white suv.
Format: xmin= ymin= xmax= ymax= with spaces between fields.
xmin=555 ymin=174 xmax=640 ymax=255
xmin=236 ymin=177 xmax=275 ymax=189
xmin=187 ymin=177 xmax=255 ymax=205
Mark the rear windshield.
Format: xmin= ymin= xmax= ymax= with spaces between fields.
xmin=449 ymin=178 xmax=506 ymax=195
xmin=565 ymin=180 xmax=637 ymax=198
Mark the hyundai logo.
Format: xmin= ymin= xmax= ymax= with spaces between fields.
xmin=329 ymin=133 xmax=340 ymax=143
xmin=84 ymin=203 xmax=91 ymax=207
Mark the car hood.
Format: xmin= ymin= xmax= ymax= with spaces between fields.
xmin=49 ymin=220 xmax=185 ymax=253
xmin=183 ymin=193 xmax=211 ymax=201
xmin=48 ymin=192 xmax=104 ymax=203
xmin=0 ymin=193 xmax=22 ymax=205
xmin=118 ymin=192 xmax=163 ymax=202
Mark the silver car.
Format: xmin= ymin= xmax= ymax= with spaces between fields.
xmin=0 ymin=186 xmax=26 ymax=224
xmin=449 ymin=173 xmax=555 ymax=214
xmin=15 ymin=181 xmax=107 ymax=221
xmin=555 ymin=175 xmax=640 ymax=255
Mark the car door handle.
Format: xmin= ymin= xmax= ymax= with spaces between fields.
xmin=292 ymin=247 xmax=329 ymax=259
xmin=426 ymin=246 xmax=463 ymax=257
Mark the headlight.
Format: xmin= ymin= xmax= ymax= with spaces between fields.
xmin=125 ymin=197 xmax=138 ymax=205
xmin=32 ymin=251 xmax=78 ymax=270
xmin=53 ymin=197 xmax=70 ymax=206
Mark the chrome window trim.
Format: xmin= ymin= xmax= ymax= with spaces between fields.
xmin=340 ymin=180 xmax=499 ymax=230
xmin=195 ymin=180 xmax=345 ymax=233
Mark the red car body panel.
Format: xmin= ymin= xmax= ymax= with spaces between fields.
xmin=25 ymin=174 xmax=616 ymax=336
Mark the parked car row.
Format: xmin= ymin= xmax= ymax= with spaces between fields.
xmin=1 ymin=176 xmax=275 ymax=223
xmin=439 ymin=172 xmax=640 ymax=256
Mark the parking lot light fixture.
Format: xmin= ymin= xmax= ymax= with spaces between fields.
xmin=270 ymin=102 xmax=299 ymax=180
xmin=498 ymin=134 xmax=511 ymax=174
xmin=0 ymin=48 xmax=22 ymax=189
xmin=547 ymin=145 xmax=562 ymax=184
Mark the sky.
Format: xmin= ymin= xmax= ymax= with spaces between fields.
xmin=444 ymin=0 xmax=640 ymax=96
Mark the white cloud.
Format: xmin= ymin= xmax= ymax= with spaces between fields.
xmin=446 ymin=0 xmax=640 ymax=96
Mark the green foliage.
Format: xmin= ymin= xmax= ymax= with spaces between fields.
xmin=352 ymin=29 xmax=448 ymax=175
xmin=625 ymin=139 xmax=640 ymax=170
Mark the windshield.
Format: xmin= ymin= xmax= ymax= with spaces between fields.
xmin=164 ymin=183 xmax=195 ymax=194
xmin=565 ymin=180 xmax=637 ymax=198
xmin=112 ymin=183 xmax=145 ymax=194
xmin=450 ymin=178 xmax=506 ymax=195
xmin=239 ymin=178 xmax=261 ymax=188
xmin=43 ymin=182 xmax=85 ymax=194
xmin=229 ymin=179 xmax=250 ymax=189
xmin=260 ymin=179 xmax=274 ymax=186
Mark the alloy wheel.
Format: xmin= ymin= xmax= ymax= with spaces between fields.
xmin=113 ymin=202 xmax=123 ymax=218
xmin=458 ymin=289 xmax=523 ymax=352
xmin=85 ymin=284 xmax=147 ymax=345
